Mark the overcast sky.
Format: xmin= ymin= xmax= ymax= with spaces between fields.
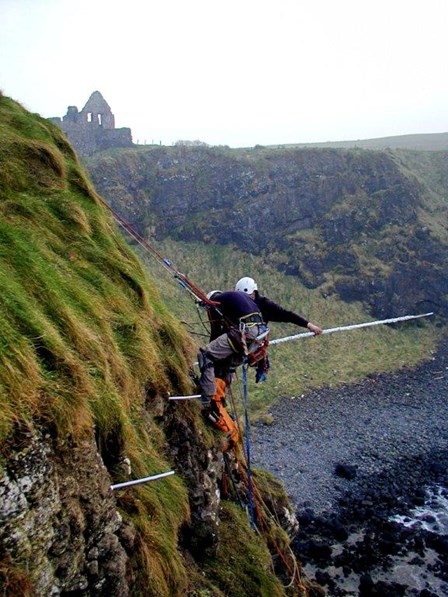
xmin=1 ymin=0 xmax=447 ymax=147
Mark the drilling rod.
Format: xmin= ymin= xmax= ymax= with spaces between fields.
xmin=270 ymin=312 xmax=434 ymax=346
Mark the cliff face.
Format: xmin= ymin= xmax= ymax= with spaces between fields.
xmin=0 ymin=96 xmax=304 ymax=596
xmin=1 ymin=430 xmax=128 ymax=594
xmin=0 ymin=404 xmax=225 ymax=595
xmin=86 ymin=145 xmax=448 ymax=319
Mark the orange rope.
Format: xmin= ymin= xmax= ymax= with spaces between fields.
xmin=95 ymin=192 xmax=219 ymax=306
xmin=225 ymin=384 xmax=308 ymax=595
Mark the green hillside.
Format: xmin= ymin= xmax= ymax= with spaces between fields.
xmin=280 ymin=131 xmax=448 ymax=151
xmin=136 ymin=238 xmax=441 ymax=416
xmin=0 ymin=94 xmax=309 ymax=596
xmin=85 ymin=144 xmax=448 ymax=326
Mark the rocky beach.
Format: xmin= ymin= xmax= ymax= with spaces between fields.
xmin=253 ymin=335 xmax=448 ymax=596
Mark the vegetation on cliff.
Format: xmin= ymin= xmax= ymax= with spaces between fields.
xmin=0 ymin=94 xmax=307 ymax=596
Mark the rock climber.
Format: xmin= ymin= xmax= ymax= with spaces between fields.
xmin=234 ymin=276 xmax=322 ymax=336
xmin=196 ymin=289 xmax=270 ymax=450
xmin=234 ymin=276 xmax=322 ymax=382
xmin=198 ymin=289 xmax=268 ymax=405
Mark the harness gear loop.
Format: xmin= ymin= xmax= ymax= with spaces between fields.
xmin=239 ymin=312 xmax=264 ymax=326
xmin=247 ymin=327 xmax=269 ymax=360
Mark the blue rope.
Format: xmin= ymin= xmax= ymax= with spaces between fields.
xmin=242 ymin=363 xmax=256 ymax=529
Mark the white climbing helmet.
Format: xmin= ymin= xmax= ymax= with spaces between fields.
xmin=235 ymin=277 xmax=258 ymax=294
xmin=206 ymin=290 xmax=222 ymax=300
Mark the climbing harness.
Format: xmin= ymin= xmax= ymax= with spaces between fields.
xmin=246 ymin=327 xmax=269 ymax=365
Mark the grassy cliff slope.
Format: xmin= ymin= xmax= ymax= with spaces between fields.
xmin=0 ymin=94 xmax=306 ymax=596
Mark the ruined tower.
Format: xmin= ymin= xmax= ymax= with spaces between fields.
xmin=49 ymin=91 xmax=133 ymax=156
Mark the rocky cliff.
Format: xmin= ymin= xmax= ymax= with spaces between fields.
xmin=86 ymin=145 xmax=448 ymax=320
xmin=0 ymin=95 xmax=308 ymax=596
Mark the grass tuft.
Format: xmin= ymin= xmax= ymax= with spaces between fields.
xmin=202 ymin=502 xmax=286 ymax=597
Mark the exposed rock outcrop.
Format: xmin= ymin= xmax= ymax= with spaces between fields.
xmin=1 ymin=427 xmax=129 ymax=595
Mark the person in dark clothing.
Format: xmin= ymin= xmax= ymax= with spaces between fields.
xmin=234 ymin=277 xmax=322 ymax=336
xmin=198 ymin=290 xmax=268 ymax=404
xmin=234 ymin=276 xmax=322 ymax=383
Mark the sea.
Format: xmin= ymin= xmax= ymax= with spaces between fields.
xmin=303 ymin=484 xmax=448 ymax=595
xmin=393 ymin=484 xmax=448 ymax=536
xmin=384 ymin=483 xmax=448 ymax=595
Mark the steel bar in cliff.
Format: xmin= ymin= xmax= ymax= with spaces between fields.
xmin=110 ymin=470 xmax=175 ymax=491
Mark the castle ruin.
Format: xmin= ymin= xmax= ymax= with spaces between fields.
xmin=49 ymin=91 xmax=133 ymax=156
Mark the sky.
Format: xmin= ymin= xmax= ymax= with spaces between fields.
xmin=1 ymin=0 xmax=447 ymax=148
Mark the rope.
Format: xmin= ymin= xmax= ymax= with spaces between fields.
xmin=242 ymin=363 xmax=256 ymax=529
xmin=232 ymin=446 xmax=308 ymax=593
xmin=249 ymin=475 xmax=307 ymax=591
xmin=226 ymin=379 xmax=308 ymax=593
xmin=223 ymin=452 xmax=245 ymax=509
xmin=95 ymin=193 xmax=219 ymax=306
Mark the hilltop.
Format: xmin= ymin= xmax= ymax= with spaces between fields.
xmin=279 ymin=130 xmax=448 ymax=151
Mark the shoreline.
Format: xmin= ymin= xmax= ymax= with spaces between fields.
xmin=253 ymin=335 xmax=448 ymax=595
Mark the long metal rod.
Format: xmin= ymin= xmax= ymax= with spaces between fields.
xmin=111 ymin=470 xmax=175 ymax=491
xmin=169 ymin=394 xmax=201 ymax=400
xmin=270 ymin=312 xmax=434 ymax=346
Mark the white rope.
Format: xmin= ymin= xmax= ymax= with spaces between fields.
xmin=270 ymin=312 xmax=434 ymax=346
xmin=110 ymin=470 xmax=175 ymax=491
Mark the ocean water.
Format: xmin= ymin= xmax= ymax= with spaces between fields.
xmin=385 ymin=484 xmax=448 ymax=595
xmin=392 ymin=484 xmax=448 ymax=535
xmin=303 ymin=485 xmax=448 ymax=595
